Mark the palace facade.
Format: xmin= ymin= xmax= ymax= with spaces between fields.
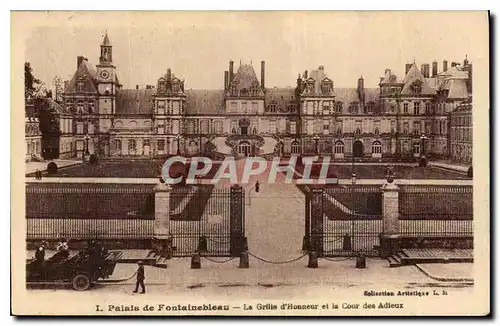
xmin=60 ymin=33 xmax=473 ymax=163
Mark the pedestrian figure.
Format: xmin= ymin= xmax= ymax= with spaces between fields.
xmin=133 ymin=261 xmax=146 ymax=294
xmin=34 ymin=241 xmax=47 ymax=278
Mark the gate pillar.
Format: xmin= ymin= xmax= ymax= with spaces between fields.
xmin=153 ymin=183 xmax=172 ymax=257
xmin=230 ymin=184 xmax=245 ymax=257
xmin=379 ymin=182 xmax=400 ymax=258
xmin=310 ymin=186 xmax=324 ymax=256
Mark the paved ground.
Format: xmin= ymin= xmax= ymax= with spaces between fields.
xmin=415 ymin=263 xmax=473 ymax=282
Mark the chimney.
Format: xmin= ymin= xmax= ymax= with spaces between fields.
xmin=358 ymin=76 xmax=365 ymax=103
xmin=451 ymin=62 xmax=459 ymax=68
xmin=229 ymin=60 xmax=234 ymax=83
xmin=318 ymin=65 xmax=324 ymax=71
xmin=261 ymin=61 xmax=265 ymax=89
xmin=464 ymin=55 xmax=469 ymax=67
xmin=167 ymin=68 xmax=172 ymax=83
xmin=304 ymin=70 xmax=308 ymax=79
xmin=443 ymin=60 xmax=448 ymax=72
xmin=432 ymin=61 xmax=438 ymax=77
xmin=224 ymin=71 xmax=229 ymax=90
xmin=467 ymin=63 xmax=473 ymax=94
xmin=420 ymin=64 xmax=425 ymax=77
xmin=405 ymin=63 xmax=412 ymax=75
xmin=83 ymin=57 xmax=88 ymax=62
xmin=421 ymin=64 xmax=430 ymax=78
xmin=136 ymin=85 xmax=139 ymax=90
xmin=77 ymin=56 xmax=84 ymax=69
xmin=385 ymin=69 xmax=392 ymax=76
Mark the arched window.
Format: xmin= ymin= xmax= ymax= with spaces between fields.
xmin=291 ymin=141 xmax=300 ymax=154
xmin=355 ymin=128 xmax=361 ymax=135
xmin=334 ymin=141 xmax=344 ymax=154
xmin=372 ymin=141 xmax=382 ymax=154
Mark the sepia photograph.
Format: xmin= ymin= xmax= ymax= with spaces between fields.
xmin=10 ymin=10 xmax=490 ymax=316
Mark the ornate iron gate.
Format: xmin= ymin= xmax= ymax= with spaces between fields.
xmin=169 ymin=184 xmax=245 ymax=257
xmin=303 ymin=185 xmax=383 ymax=257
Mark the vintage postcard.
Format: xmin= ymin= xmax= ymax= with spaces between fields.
xmin=11 ymin=11 xmax=490 ymax=316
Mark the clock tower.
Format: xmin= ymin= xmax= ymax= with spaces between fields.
xmin=96 ymin=31 xmax=116 ymax=115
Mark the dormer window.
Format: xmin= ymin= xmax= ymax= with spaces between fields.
xmin=349 ymin=102 xmax=359 ymax=114
xmin=240 ymin=88 xmax=249 ymax=96
xmin=366 ymin=102 xmax=374 ymax=113
xmin=411 ymin=80 xmax=422 ymax=94
xmin=321 ymin=81 xmax=332 ymax=94
xmin=335 ymin=102 xmax=343 ymax=113
xmin=306 ymin=82 xmax=314 ymax=93
xmin=267 ymin=102 xmax=278 ymax=113
xmin=230 ymin=84 xmax=237 ymax=96
xmin=77 ymin=79 xmax=85 ymax=93
xmin=158 ymin=79 xmax=166 ymax=93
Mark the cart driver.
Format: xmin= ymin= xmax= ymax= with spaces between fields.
xmin=35 ymin=241 xmax=47 ymax=262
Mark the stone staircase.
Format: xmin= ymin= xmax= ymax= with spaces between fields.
xmin=388 ymin=248 xmax=474 ymax=267
xmin=212 ymin=137 xmax=233 ymax=155
xmin=259 ymin=136 xmax=278 ymax=155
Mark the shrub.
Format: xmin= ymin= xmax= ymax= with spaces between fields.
xmin=467 ymin=166 xmax=473 ymax=178
xmin=47 ymin=162 xmax=58 ymax=175
xmin=419 ymin=157 xmax=428 ymax=167
xmin=89 ymin=154 xmax=98 ymax=164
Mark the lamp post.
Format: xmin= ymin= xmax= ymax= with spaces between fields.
xmin=314 ymin=135 xmax=320 ymax=155
xmin=176 ymin=135 xmax=181 ymax=156
xmin=420 ymin=133 xmax=427 ymax=158
xmin=84 ymin=134 xmax=90 ymax=155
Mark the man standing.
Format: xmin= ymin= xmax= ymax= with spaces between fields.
xmin=133 ymin=261 xmax=146 ymax=294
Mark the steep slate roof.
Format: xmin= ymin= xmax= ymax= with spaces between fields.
xmin=306 ymin=66 xmax=334 ymax=95
xmin=102 ymin=32 xmax=111 ymax=46
xmin=334 ymin=88 xmax=379 ymax=104
xmin=401 ymin=64 xmax=436 ymax=95
xmin=445 ymin=79 xmax=469 ymax=99
xmin=230 ymin=64 xmax=263 ymax=92
xmin=115 ymin=89 xmax=154 ymax=115
xmin=184 ymin=90 xmax=225 ymax=115
xmin=264 ymin=87 xmax=296 ymax=112
xmin=63 ymin=60 xmax=98 ymax=94
xmin=46 ymin=98 xmax=70 ymax=115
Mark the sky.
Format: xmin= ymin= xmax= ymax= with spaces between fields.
xmin=22 ymin=11 xmax=488 ymax=91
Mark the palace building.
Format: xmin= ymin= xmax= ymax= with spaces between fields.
xmin=60 ymin=32 xmax=473 ymax=162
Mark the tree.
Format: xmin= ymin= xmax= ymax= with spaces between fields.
xmin=25 ymin=62 xmax=41 ymax=101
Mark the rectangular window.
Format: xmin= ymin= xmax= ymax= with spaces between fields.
xmin=128 ymin=139 xmax=136 ymax=150
xmin=158 ymin=139 xmax=165 ymax=151
xmin=391 ymin=120 xmax=396 ymax=133
xmin=322 ymin=102 xmax=330 ymax=115
xmin=306 ymin=120 xmax=313 ymax=135
xmin=425 ymin=102 xmax=431 ymax=114
xmin=403 ymin=103 xmax=409 ymax=114
xmin=403 ymin=122 xmax=409 ymax=135
xmin=88 ymin=123 xmax=94 ymax=134
xmin=269 ymin=121 xmax=276 ymax=133
xmin=76 ymin=122 xmax=84 ymax=134
xmin=290 ymin=121 xmax=296 ymax=134
xmin=242 ymin=102 xmax=247 ymax=113
xmin=413 ymin=122 xmax=421 ymax=135
xmin=323 ymin=120 xmax=329 ymax=134
xmin=252 ymin=102 xmax=258 ymax=112
xmin=414 ymin=102 xmax=420 ymax=115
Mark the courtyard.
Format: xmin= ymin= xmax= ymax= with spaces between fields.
xmin=26 ymin=158 xmax=471 ymax=180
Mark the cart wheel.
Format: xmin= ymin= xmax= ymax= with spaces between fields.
xmin=72 ymin=273 xmax=91 ymax=291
